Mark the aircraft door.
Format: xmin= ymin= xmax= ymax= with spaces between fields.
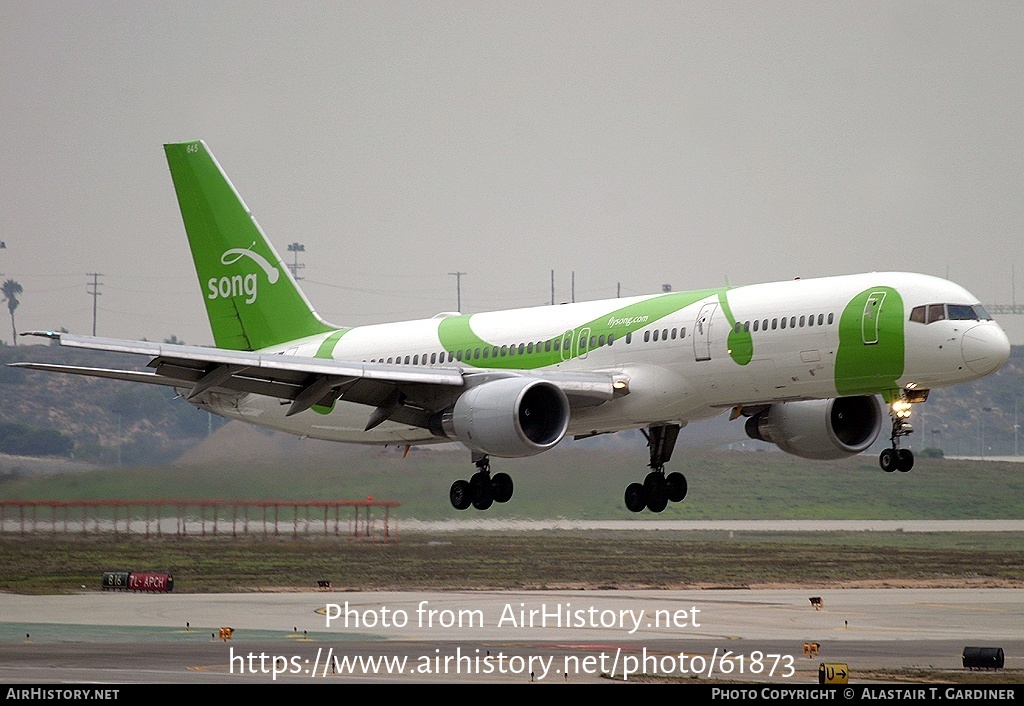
xmin=861 ymin=291 xmax=887 ymax=345
xmin=560 ymin=330 xmax=574 ymax=361
xmin=577 ymin=327 xmax=591 ymax=359
xmin=694 ymin=302 xmax=717 ymax=362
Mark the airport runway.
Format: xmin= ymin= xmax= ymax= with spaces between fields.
xmin=5 ymin=518 xmax=1024 ymax=534
xmin=1 ymin=589 xmax=1022 ymax=683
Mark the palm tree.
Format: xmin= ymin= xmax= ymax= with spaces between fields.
xmin=2 ymin=279 xmax=23 ymax=346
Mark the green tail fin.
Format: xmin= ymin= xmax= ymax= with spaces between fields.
xmin=164 ymin=141 xmax=336 ymax=351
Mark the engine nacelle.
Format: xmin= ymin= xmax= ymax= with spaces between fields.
xmin=744 ymin=396 xmax=882 ymax=460
xmin=432 ymin=378 xmax=570 ymax=457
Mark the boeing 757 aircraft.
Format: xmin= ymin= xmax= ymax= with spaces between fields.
xmin=13 ymin=141 xmax=1011 ymax=512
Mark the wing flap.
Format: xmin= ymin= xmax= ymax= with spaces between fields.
xmin=8 ymin=363 xmax=185 ymax=388
xmin=17 ymin=331 xmax=628 ymax=412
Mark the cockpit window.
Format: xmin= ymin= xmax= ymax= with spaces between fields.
xmin=947 ymin=304 xmax=990 ymax=321
xmin=947 ymin=304 xmax=977 ymax=320
xmin=910 ymin=303 xmax=993 ymax=324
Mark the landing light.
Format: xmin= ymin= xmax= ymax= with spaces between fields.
xmin=891 ymin=400 xmax=913 ymax=419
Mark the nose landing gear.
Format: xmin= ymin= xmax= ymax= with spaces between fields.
xmin=880 ymin=401 xmax=914 ymax=473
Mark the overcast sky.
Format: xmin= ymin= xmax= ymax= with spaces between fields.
xmin=2 ymin=1 xmax=1022 ymax=346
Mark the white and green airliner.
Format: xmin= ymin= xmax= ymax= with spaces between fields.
xmin=16 ymin=141 xmax=1011 ymax=512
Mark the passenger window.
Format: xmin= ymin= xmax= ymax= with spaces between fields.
xmin=599 ymin=335 xmax=606 ymax=346
xmin=662 ymin=329 xmax=668 ymax=340
xmin=644 ymin=331 xmax=650 ymax=343
xmin=744 ymin=321 xmax=750 ymax=332
xmin=790 ymin=317 xmax=796 ymax=328
xmin=771 ymin=318 xmax=778 ymax=330
xmin=762 ymin=319 xmax=768 ymax=330
xmin=590 ymin=335 xmax=597 ymax=348
xmin=608 ymin=334 xmax=615 ymax=345
xmin=681 ymin=327 xmax=686 ymax=338
xmin=554 ymin=340 xmax=560 ymax=352
xmin=807 ymin=314 xmax=814 ymax=327
xmin=404 ymin=356 xmax=410 ymax=364
xmin=518 ymin=343 xmax=525 ymax=354
xmin=527 ymin=342 xmax=534 ymax=354
xmin=734 ymin=322 xmax=742 ymax=333
xmin=799 ymin=316 xmax=805 ymax=327
xmin=626 ymin=332 xmax=632 ymax=344
xmin=827 ymin=313 xmax=834 ymax=324
xmin=546 ymin=341 xmax=552 ymax=352
xmin=474 ymin=348 xmax=481 ymax=360
xmin=413 ymin=355 xmax=419 ymax=365
xmin=780 ymin=317 xmax=787 ymax=330
xmin=753 ymin=320 xmax=759 ymax=332
xmin=652 ymin=330 xmax=659 ymax=342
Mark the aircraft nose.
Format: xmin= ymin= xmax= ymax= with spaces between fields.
xmin=961 ymin=323 xmax=1011 ymax=376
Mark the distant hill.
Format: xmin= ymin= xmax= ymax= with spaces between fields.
xmin=1 ymin=342 xmax=1021 ymax=467
xmin=0 ymin=343 xmax=226 ymax=465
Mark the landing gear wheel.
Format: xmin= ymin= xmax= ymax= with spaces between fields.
xmin=450 ymin=480 xmax=472 ymax=510
xmin=879 ymin=448 xmax=896 ymax=472
xmin=896 ymin=449 xmax=914 ymax=472
xmin=624 ymin=483 xmax=647 ymax=513
xmin=491 ymin=472 xmax=514 ymax=503
xmin=470 ymin=473 xmax=494 ymax=510
xmin=646 ymin=490 xmax=668 ymax=513
xmin=643 ymin=472 xmax=668 ymax=513
xmin=666 ymin=472 xmax=687 ymax=502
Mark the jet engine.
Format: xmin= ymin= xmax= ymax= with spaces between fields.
xmin=431 ymin=378 xmax=570 ymax=457
xmin=744 ymin=396 xmax=882 ymax=460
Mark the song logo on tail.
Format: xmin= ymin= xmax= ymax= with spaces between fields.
xmin=208 ymin=243 xmax=280 ymax=304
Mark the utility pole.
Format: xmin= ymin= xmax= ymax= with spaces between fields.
xmin=286 ymin=242 xmax=305 ymax=280
xmin=550 ymin=270 xmax=555 ymax=305
xmin=617 ymin=282 xmax=621 ymax=298
xmin=86 ymin=273 xmax=103 ymax=336
xmin=448 ymin=271 xmax=466 ymax=312
xmin=571 ymin=271 xmax=575 ymax=303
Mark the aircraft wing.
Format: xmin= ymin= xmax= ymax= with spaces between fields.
xmin=14 ymin=331 xmax=626 ymax=428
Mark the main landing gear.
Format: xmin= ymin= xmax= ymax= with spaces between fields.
xmin=624 ymin=423 xmax=688 ymax=513
xmin=450 ymin=452 xmax=514 ymax=511
xmin=879 ymin=400 xmax=914 ymax=473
